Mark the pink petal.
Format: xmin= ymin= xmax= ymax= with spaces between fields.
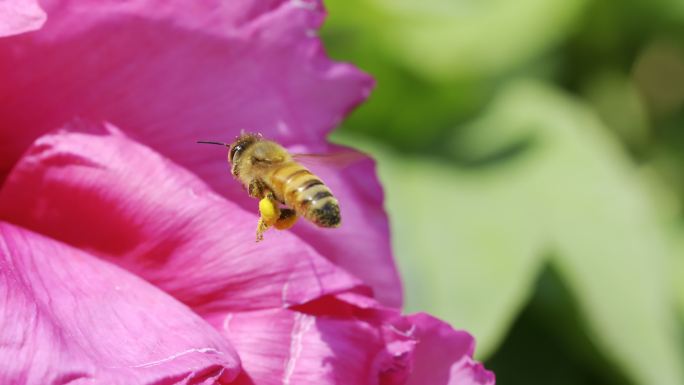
xmin=221 ymin=308 xmax=384 ymax=385
xmin=0 ymin=0 xmax=45 ymax=37
xmin=0 ymin=221 xmax=240 ymax=384
xmin=448 ymin=357 xmax=497 ymax=385
xmin=0 ymin=122 xmax=364 ymax=318
xmin=218 ymin=307 xmax=495 ymax=385
xmin=0 ymin=1 xmax=400 ymax=305
xmin=404 ymin=313 xmax=495 ymax=385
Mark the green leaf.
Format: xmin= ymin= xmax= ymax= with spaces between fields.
xmin=495 ymin=82 xmax=684 ymax=385
xmin=324 ymin=0 xmax=589 ymax=82
xmin=322 ymin=0 xmax=589 ymax=149
xmin=582 ymin=70 xmax=650 ymax=150
xmin=670 ymin=223 xmax=684 ymax=326
xmin=380 ymin=143 xmax=548 ymax=358
xmin=333 ymin=80 xmax=684 ymax=385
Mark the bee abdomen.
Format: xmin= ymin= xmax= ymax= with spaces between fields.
xmin=309 ymin=198 xmax=341 ymax=228
xmin=285 ymin=174 xmax=341 ymax=228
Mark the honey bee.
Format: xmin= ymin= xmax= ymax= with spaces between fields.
xmin=198 ymin=133 xmax=341 ymax=241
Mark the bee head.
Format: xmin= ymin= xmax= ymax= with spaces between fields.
xmin=228 ymin=133 xmax=262 ymax=166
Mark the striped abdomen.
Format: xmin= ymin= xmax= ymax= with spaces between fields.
xmin=267 ymin=162 xmax=341 ymax=228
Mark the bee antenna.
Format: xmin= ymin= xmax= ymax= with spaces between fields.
xmin=197 ymin=140 xmax=228 ymax=146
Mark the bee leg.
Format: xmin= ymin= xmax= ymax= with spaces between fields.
xmin=256 ymin=217 xmax=269 ymax=242
xmin=248 ymin=179 xmax=267 ymax=199
xmin=274 ymin=208 xmax=298 ymax=230
xmin=256 ymin=193 xmax=280 ymax=242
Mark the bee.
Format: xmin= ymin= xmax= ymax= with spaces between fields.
xmin=198 ymin=133 xmax=341 ymax=241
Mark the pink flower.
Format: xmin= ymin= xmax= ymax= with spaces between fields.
xmin=0 ymin=1 xmax=495 ymax=385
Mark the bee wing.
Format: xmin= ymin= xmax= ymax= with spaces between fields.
xmin=292 ymin=149 xmax=367 ymax=170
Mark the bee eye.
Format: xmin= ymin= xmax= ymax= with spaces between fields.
xmin=230 ymin=144 xmax=243 ymax=163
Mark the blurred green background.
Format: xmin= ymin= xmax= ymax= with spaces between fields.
xmin=322 ymin=0 xmax=684 ymax=384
